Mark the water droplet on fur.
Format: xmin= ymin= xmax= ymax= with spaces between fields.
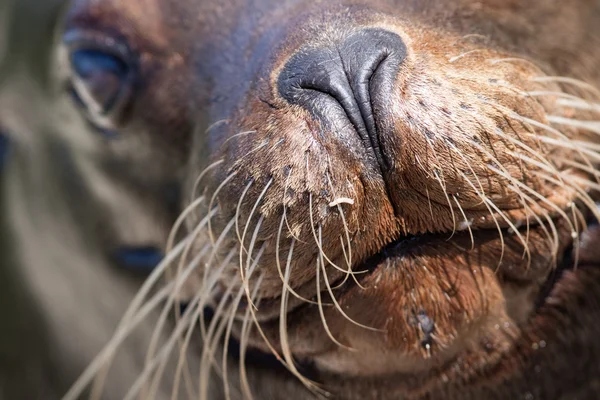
xmin=539 ymin=340 xmax=547 ymax=348
xmin=571 ymin=231 xmax=579 ymax=239
xmin=532 ymin=342 xmax=539 ymax=350
xmin=458 ymin=219 xmax=473 ymax=231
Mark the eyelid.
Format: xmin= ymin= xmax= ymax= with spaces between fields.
xmin=63 ymin=29 xmax=133 ymax=61
xmin=63 ymin=29 xmax=138 ymax=131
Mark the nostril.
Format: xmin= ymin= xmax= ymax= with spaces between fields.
xmin=278 ymin=28 xmax=407 ymax=169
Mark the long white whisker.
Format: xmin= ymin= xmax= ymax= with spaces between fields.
xmin=191 ymin=159 xmax=225 ymax=204
xmin=65 ymin=236 xmax=194 ymax=400
xmin=169 ymin=248 xmax=237 ymax=400
xmin=318 ymin=225 xmax=382 ymax=333
xmin=315 ymin=257 xmax=353 ymax=350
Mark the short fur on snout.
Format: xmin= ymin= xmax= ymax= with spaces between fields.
xmin=2 ymin=0 xmax=600 ymax=399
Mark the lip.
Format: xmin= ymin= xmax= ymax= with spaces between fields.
xmin=226 ymin=268 xmax=600 ymax=398
xmin=212 ymin=201 xmax=589 ymax=364
xmin=232 ymin=211 xmax=577 ymax=322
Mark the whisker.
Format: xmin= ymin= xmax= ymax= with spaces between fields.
xmin=456 ymin=170 xmax=506 ymax=268
xmin=222 ymin=278 xmax=261 ymax=400
xmin=530 ymin=76 xmax=600 ymax=99
xmin=325 ymin=170 xmax=365 ymax=289
xmin=275 ymin=209 xmax=318 ymax=305
xmin=222 ymin=130 xmax=256 ymax=147
xmin=421 ymin=134 xmax=457 ymax=236
xmin=488 ymin=165 xmax=583 ymax=241
xmin=234 ymin=243 xmax=297 ymax=384
xmin=554 ymin=157 xmax=600 ymax=181
xmin=489 ymin=57 xmax=547 ymax=74
xmin=208 ymin=172 xmax=238 ymax=246
xmin=325 ymin=171 xmax=364 ymax=287
xmin=484 ymin=197 xmax=532 ymax=265
xmin=448 ymin=48 xmax=488 ymax=63
xmin=277 ymin=237 xmax=325 ymax=395
xmin=547 ymin=116 xmax=600 ymax=135
xmin=315 ymin=257 xmax=355 ymax=351
xmin=162 ymin=217 xmax=237 ymax=399
xmin=510 ymin=112 xmax=599 ymax=171
xmin=137 ymin=207 xmax=218 ymax=399
xmin=237 ymin=277 xmax=265 ymax=400
xmin=466 ymin=127 xmax=559 ymax=259
xmin=198 ymin=280 xmax=242 ymax=399
xmin=241 ymin=214 xmax=265 ymax=312
xmin=234 ymin=180 xmax=255 ymax=250
xmin=525 ymin=90 xmax=589 ymax=103
xmin=281 ymin=167 xmax=307 ymax=244
xmin=318 ymin=226 xmax=383 ymax=333
xmin=452 ymin=34 xmax=489 ymax=46
xmin=142 ymin=243 xmax=211 ymax=400
xmin=536 ymin=136 xmax=600 ymax=162
xmin=424 ymin=186 xmax=435 ymax=222
xmin=166 ymin=195 xmax=206 ymax=252
xmin=170 ymin=248 xmax=237 ymax=400
xmin=433 ymin=169 xmax=458 ymax=240
xmin=453 ymin=195 xmax=475 ymax=250
xmin=85 ymin=282 xmax=176 ymax=400
xmin=142 ymin=211 xmax=221 ymax=397
xmin=556 ymin=98 xmax=600 ymax=114
xmin=65 ymin=236 xmax=194 ymax=400
xmin=308 ymin=192 xmax=366 ymax=276
xmin=238 ymin=179 xmax=273 ymax=308
xmin=191 ymin=159 xmax=225 ymax=205
xmin=87 ymin=245 xmax=216 ymax=400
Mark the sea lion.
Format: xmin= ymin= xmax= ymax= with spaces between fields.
xmin=1 ymin=0 xmax=600 ymax=399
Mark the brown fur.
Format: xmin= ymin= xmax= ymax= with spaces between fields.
xmin=1 ymin=0 xmax=600 ymax=399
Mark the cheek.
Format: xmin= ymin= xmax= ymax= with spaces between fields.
xmin=132 ymin=55 xmax=192 ymax=146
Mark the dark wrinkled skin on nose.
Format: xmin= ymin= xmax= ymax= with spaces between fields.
xmin=278 ymin=28 xmax=407 ymax=170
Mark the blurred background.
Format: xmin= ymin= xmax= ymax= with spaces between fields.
xmin=1 ymin=1 xmax=69 ymax=397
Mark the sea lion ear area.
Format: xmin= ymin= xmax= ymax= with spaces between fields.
xmin=277 ymin=28 xmax=406 ymax=168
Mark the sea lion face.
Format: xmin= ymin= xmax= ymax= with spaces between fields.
xmin=53 ymin=0 xmax=600 ymax=398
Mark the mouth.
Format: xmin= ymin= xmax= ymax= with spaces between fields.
xmin=209 ymin=196 xmax=593 ymax=375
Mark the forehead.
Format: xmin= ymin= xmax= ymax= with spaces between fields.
xmin=66 ymin=0 xmax=175 ymax=49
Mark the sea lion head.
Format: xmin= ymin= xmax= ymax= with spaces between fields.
xmin=20 ymin=0 xmax=600 ymax=398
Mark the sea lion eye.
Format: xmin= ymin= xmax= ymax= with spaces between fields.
xmin=64 ymin=31 xmax=136 ymax=131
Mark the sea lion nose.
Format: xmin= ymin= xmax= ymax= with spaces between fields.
xmin=278 ymin=28 xmax=407 ymax=167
